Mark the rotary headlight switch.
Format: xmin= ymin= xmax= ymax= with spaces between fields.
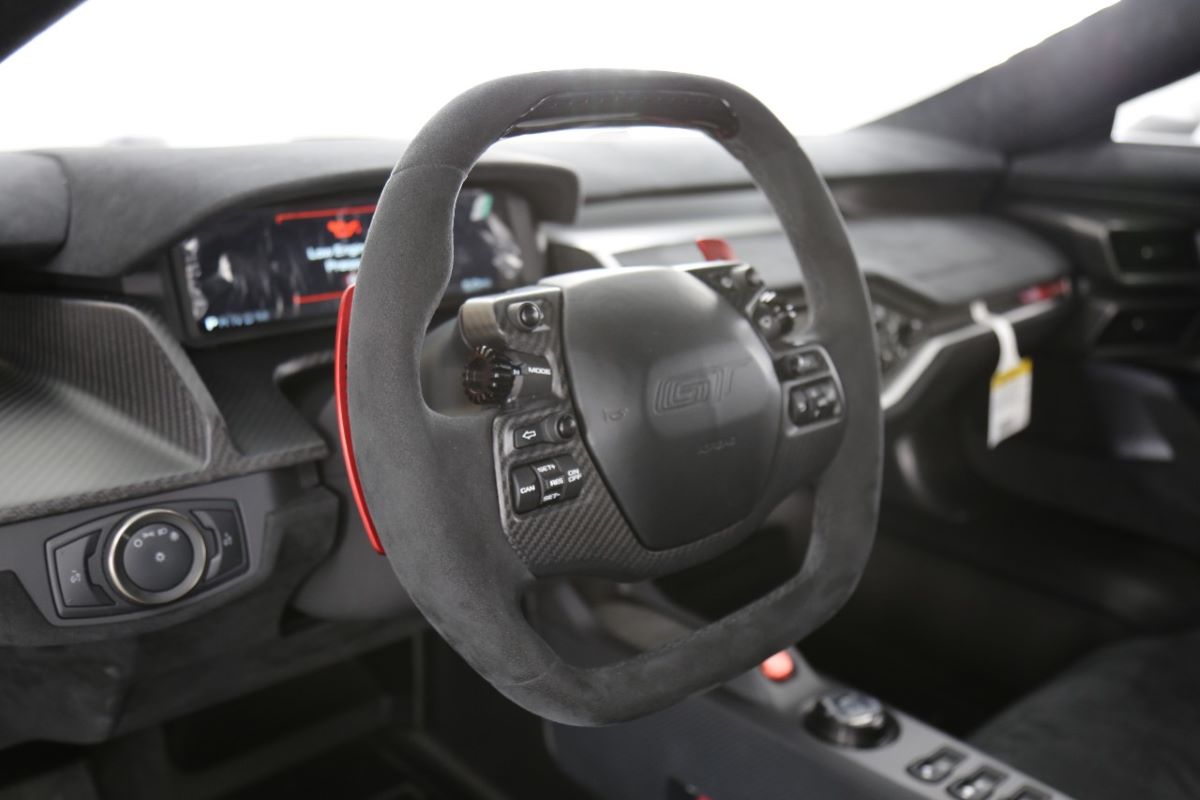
xmin=105 ymin=509 xmax=207 ymax=605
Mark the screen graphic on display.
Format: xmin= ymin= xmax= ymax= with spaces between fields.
xmin=179 ymin=189 xmax=524 ymax=334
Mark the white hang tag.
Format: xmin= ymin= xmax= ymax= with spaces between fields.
xmin=970 ymin=301 xmax=1032 ymax=448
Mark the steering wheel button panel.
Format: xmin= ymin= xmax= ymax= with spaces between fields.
xmin=509 ymin=457 xmax=586 ymax=513
xmin=789 ymin=378 xmax=842 ymax=427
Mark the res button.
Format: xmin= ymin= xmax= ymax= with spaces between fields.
xmin=533 ymin=460 xmax=566 ymax=506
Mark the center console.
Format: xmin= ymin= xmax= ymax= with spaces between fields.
xmin=540 ymin=589 xmax=1067 ymax=800
xmin=551 ymin=647 xmax=1065 ymax=800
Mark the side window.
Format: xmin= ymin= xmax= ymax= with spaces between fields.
xmin=1113 ymin=72 xmax=1200 ymax=147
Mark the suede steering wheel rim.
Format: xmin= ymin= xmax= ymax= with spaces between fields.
xmin=346 ymin=70 xmax=882 ymax=726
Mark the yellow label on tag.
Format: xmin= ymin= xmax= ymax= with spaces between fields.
xmin=991 ymin=358 xmax=1032 ymax=389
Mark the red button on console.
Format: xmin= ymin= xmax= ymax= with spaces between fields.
xmin=759 ymin=650 xmax=796 ymax=682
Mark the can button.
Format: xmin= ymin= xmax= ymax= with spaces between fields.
xmin=510 ymin=466 xmax=540 ymax=513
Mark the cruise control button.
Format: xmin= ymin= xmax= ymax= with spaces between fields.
xmin=534 ymin=460 xmax=566 ymax=506
xmin=779 ymin=350 xmax=826 ymax=379
xmin=555 ymin=456 xmax=584 ymax=499
xmin=805 ymin=379 xmax=841 ymax=421
xmin=789 ymin=387 xmax=813 ymax=425
xmin=510 ymin=466 xmax=540 ymax=513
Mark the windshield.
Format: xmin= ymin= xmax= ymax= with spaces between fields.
xmin=0 ymin=0 xmax=1114 ymax=151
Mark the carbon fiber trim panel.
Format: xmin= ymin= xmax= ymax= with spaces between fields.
xmin=0 ymin=295 xmax=327 ymax=524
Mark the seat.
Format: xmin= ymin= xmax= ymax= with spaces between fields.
xmin=971 ymin=631 xmax=1200 ymax=800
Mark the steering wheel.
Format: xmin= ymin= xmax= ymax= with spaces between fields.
xmin=345 ymin=70 xmax=881 ymax=726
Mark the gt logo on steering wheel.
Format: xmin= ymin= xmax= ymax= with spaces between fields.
xmin=653 ymin=359 xmax=749 ymax=414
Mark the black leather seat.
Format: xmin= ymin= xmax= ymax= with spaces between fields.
xmin=971 ymin=631 xmax=1200 ymax=800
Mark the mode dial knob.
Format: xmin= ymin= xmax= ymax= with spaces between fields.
xmin=463 ymin=346 xmax=516 ymax=405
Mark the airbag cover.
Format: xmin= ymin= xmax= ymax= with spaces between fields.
xmin=559 ymin=268 xmax=779 ymax=549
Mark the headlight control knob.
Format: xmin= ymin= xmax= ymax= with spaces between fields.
xmin=463 ymin=346 xmax=516 ymax=405
xmin=105 ymin=509 xmax=207 ymax=605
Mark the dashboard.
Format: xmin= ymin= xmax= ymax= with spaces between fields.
xmin=0 ymin=129 xmax=1092 ymax=750
xmin=175 ymin=188 xmax=533 ymax=339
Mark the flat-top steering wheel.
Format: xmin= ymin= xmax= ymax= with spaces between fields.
xmin=344 ymin=70 xmax=881 ymax=725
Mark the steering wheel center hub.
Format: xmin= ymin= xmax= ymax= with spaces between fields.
xmin=557 ymin=268 xmax=780 ymax=549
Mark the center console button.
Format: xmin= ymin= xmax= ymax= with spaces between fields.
xmin=804 ymin=689 xmax=898 ymax=749
xmin=908 ymin=748 xmax=964 ymax=783
xmin=510 ymin=466 xmax=540 ymax=513
xmin=1005 ymin=788 xmax=1050 ymax=800
xmin=948 ymin=767 xmax=1006 ymax=800
xmin=759 ymin=650 xmax=796 ymax=682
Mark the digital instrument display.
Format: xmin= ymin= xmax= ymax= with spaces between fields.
xmin=178 ymin=189 xmax=525 ymax=334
